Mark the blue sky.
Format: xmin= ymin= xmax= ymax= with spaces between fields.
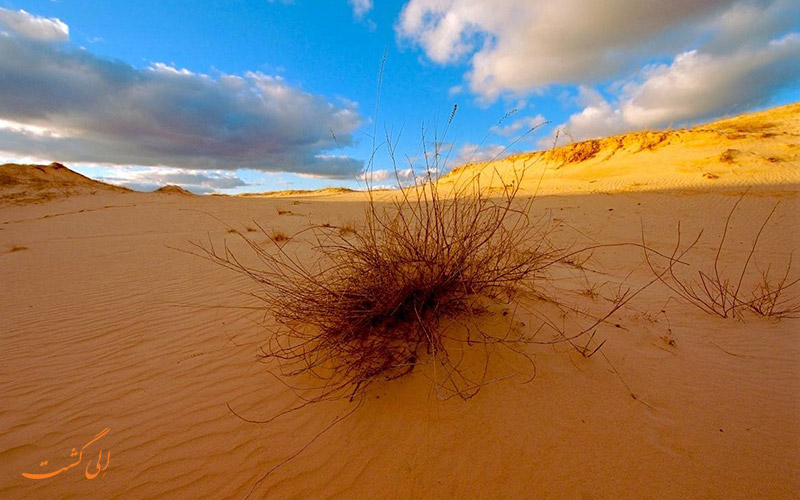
xmin=0 ymin=0 xmax=798 ymax=193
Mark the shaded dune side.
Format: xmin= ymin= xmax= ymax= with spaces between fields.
xmin=0 ymin=162 xmax=132 ymax=205
xmin=154 ymin=185 xmax=194 ymax=196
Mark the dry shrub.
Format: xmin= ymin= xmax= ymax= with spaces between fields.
xmin=270 ymin=230 xmax=289 ymax=243
xmin=196 ymin=152 xmax=670 ymax=404
xmin=746 ymin=258 xmax=800 ymax=317
xmin=337 ymin=222 xmax=357 ymax=237
xmin=193 ymin=105 xmax=682 ymax=406
xmin=643 ymin=193 xmax=800 ymax=319
xmin=194 ymin=101 xmax=668 ymax=408
xmin=719 ymin=149 xmax=737 ymax=164
xmin=198 ymin=155 xmax=597 ymax=402
xmin=562 ymin=139 xmax=601 ymax=164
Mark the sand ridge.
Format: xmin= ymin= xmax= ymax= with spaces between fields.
xmin=441 ymin=102 xmax=800 ymax=196
xmin=0 ymin=162 xmax=132 ymax=205
xmin=154 ymin=185 xmax=195 ymax=196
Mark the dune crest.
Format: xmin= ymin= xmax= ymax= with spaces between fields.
xmin=442 ymin=102 xmax=800 ymax=194
xmin=0 ymin=162 xmax=131 ymax=205
xmin=154 ymin=185 xmax=194 ymax=196
xmin=238 ymin=187 xmax=357 ymax=197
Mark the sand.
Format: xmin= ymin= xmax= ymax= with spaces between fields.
xmin=1 ymin=103 xmax=799 ymax=499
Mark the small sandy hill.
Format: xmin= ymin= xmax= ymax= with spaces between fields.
xmin=154 ymin=185 xmax=194 ymax=196
xmin=0 ymin=162 xmax=132 ymax=205
xmin=441 ymin=101 xmax=800 ymax=194
xmin=238 ymin=187 xmax=356 ymax=198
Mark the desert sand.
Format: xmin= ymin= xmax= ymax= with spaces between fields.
xmin=1 ymin=103 xmax=799 ymax=499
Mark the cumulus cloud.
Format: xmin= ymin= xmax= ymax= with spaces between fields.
xmin=349 ymin=0 xmax=373 ymax=19
xmin=362 ymin=167 xmax=415 ymax=185
xmin=493 ymin=115 xmax=546 ymax=138
xmin=553 ymin=34 xmax=800 ymax=142
xmin=451 ymin=143 xmax=508 ymax=167
xmin=397 ymin=0 xmax=797 ymax=100
xmin=702 ymin=0 xmax=800 ymax=53
xmin=94 ymin=166 xmax=248 ymax=194
xmin=0 ymin=8 xmax=68 ymax=41
xmin=622 ymin=35 xmax=800 ymax=128
xmin=0 ymin=11 xmax=365 ymax=179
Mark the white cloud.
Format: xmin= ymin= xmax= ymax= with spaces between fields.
xmin=622 ymin=34 xmax=800 ymax=128
xmin=93 ymin=166 xmax=248 ymax=194
xmin=149 ymin=62 xmax=195 ymax=76
xmin=493 ymin=114 xmax=546 ymax=138
xmin=0 ymin=150 xmax=54 ymax=166
xmin=397 ymin=0 xmax=797 ymax=100
xmin=448 ymin=85 xmax=463 ymax=96
xmin=349 ymin=0 xmax=373 ymax=19
xmin=702 ymin=0 xmax=800 ymax=53
xmin=0 ymin=118 xmax=67 ymax=138
xmin=0 ymin=8 xmax=68 ymax=41
xmin=0 ymin=12 xmax=365 ymax=179
xmin=552 ymin=33 xmax=800 ymax=142
xmin=451 ymin=143 xmax=508 ymax=167
xmin=362 ymin=167 xmax=415 ymax=185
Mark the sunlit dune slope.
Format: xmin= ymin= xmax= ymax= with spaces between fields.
xmin=237 ymin=187 xmax=357 ymax=197
xmin=441 ymin=102 xmax=800 ymax=194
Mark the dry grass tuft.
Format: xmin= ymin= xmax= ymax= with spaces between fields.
xmin=643 ymin=193 xmax=800 ymax=319
xmin=270 ymin=230 xmax=289 ymax=243
xmin=719 ymin=149 xmax=737 ymax=164
xmin=195 ymin=152 xmax=667 ymax=404
xmin=337 ymin=222 xmax=357 ymax=237
xmin=191 ymin=103 xmax=680 ymax=406
xmin=197 ymin=155 xmax=593 ymax=401
xmin=745 ymin=255 xmax=800 ymax=318
xmin=192 ymin=99 xmax=693 ymax=413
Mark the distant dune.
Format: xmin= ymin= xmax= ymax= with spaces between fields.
xmin=153 ymin=185 xmax=194 ymax=196
xmin=0 ymin=163 xmax=360 ymax=204
xmin=0 ymin=162 xmax=131 ymax=205
xmin=442 ymin=101 xmax=800 ymax=195
xmin=238 ymin=186 xmax=357 ymax=197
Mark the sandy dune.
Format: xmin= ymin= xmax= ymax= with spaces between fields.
xmin=0 ymin=162 xmax=132 ymax=206
xmin=1 ymin=104 xmax=799 ymax=499
xmin=442 ymin=101 xmax=800 ymax=195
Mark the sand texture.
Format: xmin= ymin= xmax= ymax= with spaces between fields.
xmin=1 ymin=104 xmax=799 ymax=499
